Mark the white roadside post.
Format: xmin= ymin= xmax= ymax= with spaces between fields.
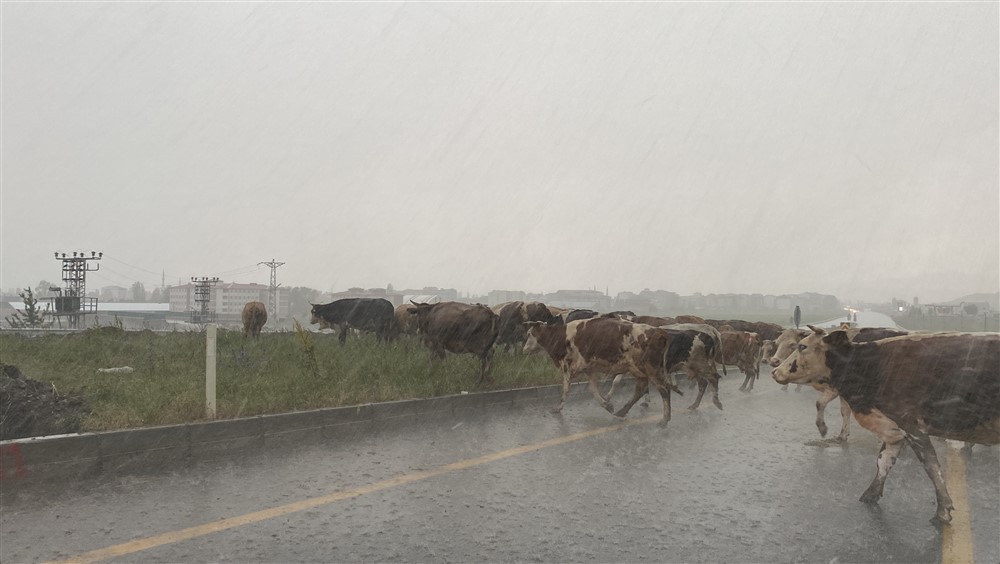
xmin=206 ymin=323 xmax=217 ymax=419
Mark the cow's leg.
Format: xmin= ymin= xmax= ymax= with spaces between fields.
xmin=606 ymin=374 xmax=625 ymax=401
xmin=739 ymin=370 xmax=752 ymax=392
xmin=478 ymin=348 xmax=495 ymax=386
xmin=814 ymin=387 xmax=840 ymax=438
xmin=551 ymin=373 xmax=572 ymax=414
xmin=904 ymin=431 xmax=954 ymax=524
xmin=338 ymin=326 xmax=348 ymax=345
xmin=613 ymin=378 xmax=648 ymax=418
xmin=587 ymin=376 xmax=614 ymax=413
xmin=710 ymin=374 xmax=723 ymax=410
xmin=836 ymin=397 xmax=852 ymax=442
xmin=652 ymin=376 xmax=672 ymax=426
xmin=853 ymin=409 xmax=906 ymax=505
xmin=688 ymin=379 xmax=708 ymax=411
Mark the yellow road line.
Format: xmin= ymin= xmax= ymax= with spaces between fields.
xmin=941 ymin=442 xmax=975 ymax=564
xmin=49 ymin=415 xmax=660 ymax=564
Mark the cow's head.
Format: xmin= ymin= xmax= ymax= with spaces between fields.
xmin=771 ymin=326 xmax=851 ymax=385
xmin=761 ymin=340 xmax=776 ymax=362
xmin=522 ymin=321 xmax=548 ymax=354
xmin=309 ymin=304 xmax=321 ymax=326
xmin=768 ymin=328 xmax=809 ymax=367
xmin=408 ymin=301 xmax=435 ymax=329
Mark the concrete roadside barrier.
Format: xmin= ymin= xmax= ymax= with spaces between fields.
xmin=0 ymin=380 xmax=602 ymax=490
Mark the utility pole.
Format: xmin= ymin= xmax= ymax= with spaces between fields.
xmin=258 ymin=259 xmax=284 ymax=319
xmin=53 ymin=251 xmax=102 ymax=328
xmin=191 ymin=277 xmax=220 ymax=325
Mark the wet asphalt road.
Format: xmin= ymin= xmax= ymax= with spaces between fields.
xmin=2 ymin=375 xmax=998 ymax=563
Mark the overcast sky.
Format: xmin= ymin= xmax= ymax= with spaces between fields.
xmin=2 ymin=2 xmax=997 ymax=304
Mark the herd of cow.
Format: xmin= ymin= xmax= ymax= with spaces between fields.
xmin=239 ymin=297 xmax=999 ymax=525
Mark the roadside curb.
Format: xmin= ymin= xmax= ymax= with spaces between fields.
xmin=0 ymin=381 xmax=600 ymax=490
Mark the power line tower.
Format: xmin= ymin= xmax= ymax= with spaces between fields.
xmin=52 ymin=251 xmax=102 ymax=328
xmin=257 ymin=259 xmax=284 ymax=319
xmin=191 ymin=277 xmax=220 ymax=325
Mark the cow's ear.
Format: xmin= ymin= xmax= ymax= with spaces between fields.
xmin=806 ymin=324 xmax=825 ymax=336
xmin=523 ymin=321 xmax=544 ymax=330
xmin=822 ymin=330 xmax=851 ymax=348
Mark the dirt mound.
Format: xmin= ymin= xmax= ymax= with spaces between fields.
xmin=1 ymin=364 xmax=90 ymax=440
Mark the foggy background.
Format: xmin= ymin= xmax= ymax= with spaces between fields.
xmin=2 ymin=2 xmax=997 ymax=304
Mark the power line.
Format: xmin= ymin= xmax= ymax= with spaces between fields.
xmin=103 ymin=255 xmax=180 ymax=282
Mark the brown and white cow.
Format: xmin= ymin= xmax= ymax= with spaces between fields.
xmin=242 ymin=301 xmax=267 ymax=338
xmin=604 ymin=323 xmax=723 ymax=412
xmin=409 ymin=301 xmax=499 ymax=386
xmin=394 ymin=303 xmax=419 ymax=336
xmin=719 ymin=330 xmax=763 ymax=392
xmin=760 ymin=340 xmax=776 ymax=365
xmin=772 ymin=327 xmax=999 ymax=524
xmin=495 ymin=301 xmax=558 ymax=351
xmin=523 ymin=318 xmax=690 ymax=425
xmin=771 ymin=326 xmax=908 ymax=442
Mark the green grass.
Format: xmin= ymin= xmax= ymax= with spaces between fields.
xmin=0 ymin=327 xmax=562 ymax=432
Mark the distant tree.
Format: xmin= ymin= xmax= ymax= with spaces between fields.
xmin=149 ymin=287 xmax=164 ymax=303
xmin=131 ymin=281 xmax=146 ymax=302
xmin=5 ymin=287 xmax=53 ymax=328
xmin=288 ymin=286 xmax=323 ymax=321
xmin=34 ymin=280 xmax=60 ymax=298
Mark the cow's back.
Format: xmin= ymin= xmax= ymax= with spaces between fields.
xmin=422 ymin=302 xmax=498 ymax=354
xmin=840 ymin=334 xmax=1000 ymax=443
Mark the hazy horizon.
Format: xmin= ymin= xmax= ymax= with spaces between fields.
xmin=3 ymin=3 xmax=997 ymax=305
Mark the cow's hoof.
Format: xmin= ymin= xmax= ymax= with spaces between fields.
xmin=835 ymin=434 xmax=848 ymax=444
xmin=686 ymin=404 xmax=699 ymax=411
xmin=603 ymin=403 xmax=616 ymax=414
xmin=713 ymin=400 xmax=723 ymax=410
xmin=781 ymin=385 xmax=788 ymax=391
xmin=657 ymin=419 xmax=670 ymax=428
xmin=817 ymin=423 xmax=828 ymax=437
xmin=639 ymin=401 xmax=649 ymax=408
xmin=930 ymin=512 xmax=953 ymax=526
xmin=859 ymin=491 xmax=881 ymax=504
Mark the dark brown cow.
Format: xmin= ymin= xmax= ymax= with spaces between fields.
xmin=635 ymin=315 xmax=677 ymax=327
xmin=565 ymin=309 xmax=599 ymax=322
xmin=310 ymin=298 xmax=397 ymax=344
xmin=706 ymin=319 xmax=784 ymax=341
xmin=674 ymin=314 xmax=706 ymax=324
xmin=523 ymin=318 xmax=688 ymax=424
xmin=409 ymin=301 xmax=499 ymax=385
xmin=772 ymin=327 xmax=1000 ymax=524
xmin=495 ymin=301 xmax=557 ymax=351
xmin=242 ymin=301 xmax=267 ymax=338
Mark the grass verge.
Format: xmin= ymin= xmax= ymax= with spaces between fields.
xmin=0 ymin=327 xmax=561 ymax=432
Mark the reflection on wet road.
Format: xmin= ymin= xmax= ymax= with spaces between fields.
xmin=2 ymin=377 xmax=998 ymax=563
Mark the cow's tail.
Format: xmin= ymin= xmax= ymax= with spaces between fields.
xmin=660 ymin=336 xmax=683 ymax=396
xmin=715 ymin=336 xmax=727 ymax=376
